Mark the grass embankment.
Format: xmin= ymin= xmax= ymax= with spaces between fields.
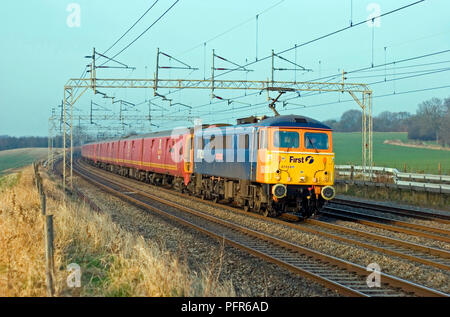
xmin=334 ymin=132 xmax=450 ymax=175
xmin=0 ymin=166 xmax=234 ymax=297
xmin=0 ymin=148 xmax=49 ymax=176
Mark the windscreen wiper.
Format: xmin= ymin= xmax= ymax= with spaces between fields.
xmin=307 ymin=136 xmax=319 ymax=153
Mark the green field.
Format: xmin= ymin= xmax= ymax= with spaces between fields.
xmin=333 ymin=132 xmax=450 ymax=175
xmin=1 ymin=137 xmax=447 ymax=176
xmin=0 ymin=148 xmax=48 ymax=175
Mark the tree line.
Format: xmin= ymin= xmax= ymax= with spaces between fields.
xmin=323 ymin=96 xmax=450 ymax=147
xmin=0 ymin=135 xmax=64 ymax=151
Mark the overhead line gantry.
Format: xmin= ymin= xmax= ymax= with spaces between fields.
xmin=60 ymin=49 xmax=373 ymax=190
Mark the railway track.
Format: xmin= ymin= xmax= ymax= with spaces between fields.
xmin=320 ymin=206 xmax=450 ymax=243
xmin=76 ymin=160 xmax=450 ymax=271
xmin=72 ymin=160 xmax=448 ymax=297
xmin=330 ymin=198 xmax=450 ymax=224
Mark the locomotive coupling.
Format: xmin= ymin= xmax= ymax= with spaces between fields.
xmin=321 ymin=186 xmax=336 ymax=200
xmin=272 ymin=184 xmax=287 ymax=199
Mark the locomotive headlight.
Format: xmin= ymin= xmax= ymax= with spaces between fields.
xmin=272 ymin=184 xmax=287 ymax=199
xmin=321 ymin=186 xmax=336 ymax=200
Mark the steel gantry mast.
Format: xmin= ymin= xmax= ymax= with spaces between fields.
xmin=48 ymin=109 xmax=59 ymax=171
xmin=60 ymin=49 xmax=373 ymax=190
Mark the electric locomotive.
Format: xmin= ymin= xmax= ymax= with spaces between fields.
xmin=188 ymin=114 xmax=335 ymax=218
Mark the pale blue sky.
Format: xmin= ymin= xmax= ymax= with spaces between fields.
xmin=1 ymin=0 xmax=449 ymax=136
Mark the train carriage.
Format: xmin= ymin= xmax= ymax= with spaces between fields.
xmin=81 ymin=114 xmax=336 ymax=218
xmin=87 ymin=131 xmax=191 ymax=187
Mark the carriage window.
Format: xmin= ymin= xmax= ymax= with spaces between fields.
xmin=238 ymin=134 xmax=249 ymax=149
xmin=225 ymin=135 xmax=233 ymax=148
xmin=168 ymin=139 xmax=175 ymax=152
xmin=304 ymin=132 xmax=329 ymax=150
xmin=215 ymin=135 xmax=226 ymax=150
xmin=273 ymin=131 xmax=299 ymax=148
xmin=184 ymin=136 xmax=193 ymax=161
xmin=207 ymin=135 xmax=227 ymax=149
xmin=196 ymin=137 xmax=203 ymax=149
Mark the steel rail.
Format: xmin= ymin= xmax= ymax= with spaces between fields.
xmin=305 ymin=219 xmax=450 ymax=271
xmin=322 ymin=207 xmax=450 ymax=243
xmin=331 ymin=198 xmax=450 ymax=224
xmin=73 ymin=160 xmax=448 ymax=297
xmin=324 ymin=207 xmax=450 ymax=236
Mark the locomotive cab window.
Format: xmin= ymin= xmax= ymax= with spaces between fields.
xmin=304 ymin=132 xmax=329 ymax=150
xmin=273 ymin=131 xmax=300 ymax=149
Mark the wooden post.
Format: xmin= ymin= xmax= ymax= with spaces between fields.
xmin=350 ymin=165 xmax=354 ymax=182
xmin=44 ymin=214 xmax=55 ymax=297
xmin=37 ymin=176 xmax=41 ymax=194
xmin=403 ymin=163 xmax=407 ymax=173
xmin=37 ymin=174 xmax=43 ymax=196
xmin=36 ymin=165 xmax=54 ymax=296
xmin=41 ymin=194 xmax=46 ymax=216
xmin=438 ymin=162 xmax=441 ymax=175
xmin=34 ymin=164 xmax=38 ymax=188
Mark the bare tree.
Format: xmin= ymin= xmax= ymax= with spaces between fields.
xmin=415 ymin=97 xmax=446 ymax=143
xmin=337 ymin=109 xmax=362 ymax=132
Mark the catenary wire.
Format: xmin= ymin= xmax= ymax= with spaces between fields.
xmin=101 ymin=0 xmax=160 ymax=56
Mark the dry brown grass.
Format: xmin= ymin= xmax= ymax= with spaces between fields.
xmin=0 ymin=166 xmax=235 ymax=297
